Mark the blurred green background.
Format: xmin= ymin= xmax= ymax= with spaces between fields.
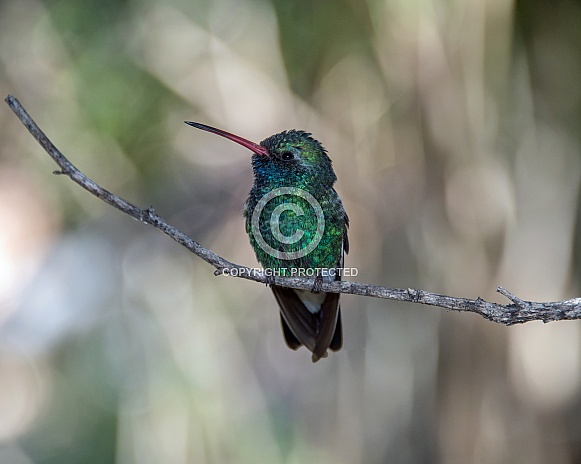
xmin=1 ymin=0 xmax=581 ymax=462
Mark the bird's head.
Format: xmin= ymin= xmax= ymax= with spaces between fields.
xmin=186 ymin=122 xmax=335 ymax=184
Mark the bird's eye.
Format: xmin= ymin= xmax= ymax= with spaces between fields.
xmin=281 ymin=151 xmax=294 ymax=161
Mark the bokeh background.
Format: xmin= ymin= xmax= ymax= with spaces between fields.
xmin=1 ymin=0 xmax=581 ymax=462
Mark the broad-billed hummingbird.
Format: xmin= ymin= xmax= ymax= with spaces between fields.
xmin=186 ymin=122 xmax=349 ymax=362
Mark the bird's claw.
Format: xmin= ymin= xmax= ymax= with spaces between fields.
xmin=265 ymin=274 xmax=276 ymax=287
xmin=311 ymin=275 xmax=323 ymax=293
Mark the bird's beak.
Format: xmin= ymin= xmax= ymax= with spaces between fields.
xmin=185 ymin=121 xmax=270 ymax=157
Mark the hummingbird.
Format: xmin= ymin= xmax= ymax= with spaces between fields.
xmin=186 ymin=122 xmax=349 ymax=362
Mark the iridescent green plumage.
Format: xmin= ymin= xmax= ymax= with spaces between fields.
xmin=244 ymin=130 xmax=347 ymax=272
xmin=186 ymin=123 xmax=348 ymax=362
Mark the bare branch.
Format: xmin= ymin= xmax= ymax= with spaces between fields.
xmin=6 ymin=94 xmax=581 ymax=325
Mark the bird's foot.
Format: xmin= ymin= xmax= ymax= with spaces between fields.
xmin=311 ymin=275 xmax=323 ymax=293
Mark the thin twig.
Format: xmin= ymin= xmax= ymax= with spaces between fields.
xmin=6 ymin=94 xmax=581 ymax=325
